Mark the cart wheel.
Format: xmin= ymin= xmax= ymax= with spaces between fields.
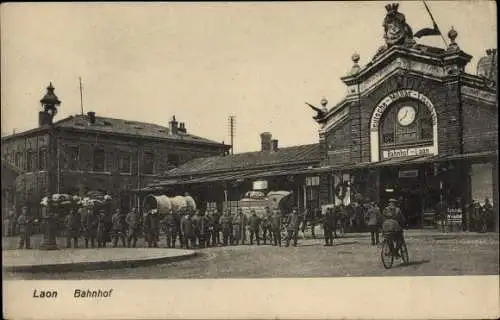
xmin=381 ymin=239 xmax=394 ymax=269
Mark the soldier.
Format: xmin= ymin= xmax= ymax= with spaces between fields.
xmin=149 ymin=209 xmax=160 ymax=248
xmin=191 ymin=210 xmax=201 ymax=248
xmin=436 ymin=198 xmax=447 ymax=233
xmin=199 ymin=210 xmax=210 ymax=248
xmin=261 ymin=208 xmax=272 ymax=245
xmin=180 ymin=213 xmax=195 ymax=249
xmin=17 ymin=206 xmax=32 ymax=249
xmin=97 ymin=209 xmax=107 ymax=248
xmin=248 ymin=210 xmax=261 ymax=245
xmin=365 ymin=201 xmax=381 ymax=245
xmin=5 ymin=205 xmax=16 ymax=237
xmin=323 ymin=207 xmax=335 ymax=246
xmin=285 ymin=208 xmax=300 ymax=247
xmin=219 ymin=210 xmax=232 ymax=246
xmin=162 ymin=209 xmax=178 ymax=248
xmin=481 ymin=198 xmax=493 ymax=232
xmin=232 ymin=208 xmax=245 ymax=245
xmin=65 ymin=207 xmax=81 ymax=248
xmin=206 ymin=210 xmax=215 ymax=247
xmin=111 ymin=209 xmax=127 ymax=247
xmin=270 ymin=209 xmax=282 ymax=246
xmin=126 ymin=207 xmax=141 ymax=248
xmin=212 ymin=209 xmax=221 ymax=246
xmin=82 ymin=207 xmax=98 ymax=248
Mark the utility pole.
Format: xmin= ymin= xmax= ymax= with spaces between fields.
xmin=79 ymin=77 xmax=84 ymax=115
xmin=228 ymin=115 xmax=235 ymax=155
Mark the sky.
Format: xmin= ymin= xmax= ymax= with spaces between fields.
xmin=1 ymin=1 xmax=497 ymax=153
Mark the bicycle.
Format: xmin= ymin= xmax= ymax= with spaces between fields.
xmin=380 ymin=232 xmax=409 ymax=269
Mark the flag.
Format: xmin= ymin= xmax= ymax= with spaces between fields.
xmin=414 ymin=22 xmax=441 ymax=38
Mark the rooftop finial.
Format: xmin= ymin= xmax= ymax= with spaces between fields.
xmin=349 ymin=53 xmax=361 ymax=75
xmin=447 ymin=26 xmax=459 ymax=52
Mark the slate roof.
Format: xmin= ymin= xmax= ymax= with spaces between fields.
xmin=2 ymin=114 xmax=226 ymax=147
xmin=166 ymin=143 xmax=320 ymax=177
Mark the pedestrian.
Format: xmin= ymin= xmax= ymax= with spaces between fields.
xmin=97 ymin=210 xmax=107 ymax=248
xmin=261 ymin=207 xmax=272 ymax=245
xmin=125 ymin=207 xmax=141 ymax=248
xmin=323 ymin=207 xmax=335 ymax=246
xmin=111 ymin=209 xmax=126 ymax=247
xmin=212 ymin=209 xmax=221 ymax=246
xmin=219 ymin=210 xmax=232 ymax=246
xmin=17 ymin=206 xmax=32 ymax=249
xmin=365 ymin=201 xmax=381 ymax=245
xmin=436 ymin=198 xmax=447 ymax=233
xmin=82 ymin=207 xmax=98 ymax=248
xmin=192 ymin=210 xmax=201 ymax=248
xmin=199 ymin=211 xmax=210 ymax=248
xmin=271 ymin=209 xmax=282 ymax=246
xmin=285 ymin=208 xmax=300 ymax=247
xmin=65 ymin=207 xmax=81 ymax=248
xmin=162 ymin=209 xmax=178 ymax=248
xmin=5 ymin=205 xmax=16 ymax=237
xmin=232 ymin=208 xmax=247 ymax=245
xmin=248 ymin=210 xmax=261 ymax=245
xmin=147 ymin=209 xmax=160 ymax=248
xmin=180 ymin=213 xmax=195 ymax=249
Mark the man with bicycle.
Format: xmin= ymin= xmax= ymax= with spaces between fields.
xmin=381 ymin=198 xmax=406 ymax=257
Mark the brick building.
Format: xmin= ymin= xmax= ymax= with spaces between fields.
xmin=1 ymin=83 xmax=230 ymax=216
xmin=312 ymin=6 xmax=498 ymax=230
xmin=149 ymin=3 xmax=498 ymax=231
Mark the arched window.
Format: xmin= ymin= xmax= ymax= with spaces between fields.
xmin=379 ymin=99 xmax=433 ymax=149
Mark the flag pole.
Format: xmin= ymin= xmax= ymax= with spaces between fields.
xmin=79 ymin=77 xmax=84 ymax=115
xmin=422 ymin=1 xmax=448 ymax=48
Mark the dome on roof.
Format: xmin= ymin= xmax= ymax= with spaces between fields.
xmin=476 ymin=49 xmax=497 ymax=82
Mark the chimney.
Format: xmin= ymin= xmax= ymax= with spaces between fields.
xmin=271 ymin=139 xmax=279 ymax=152
xmin=87 ymin=111 xmax=96 ymax=124
xmin=179 ymin=122 xmax=187 ymax=133
xmin=169 ymin=116 xmax=178 ymax=135
xmin=260 ymin=132 xmax=272 ymax=152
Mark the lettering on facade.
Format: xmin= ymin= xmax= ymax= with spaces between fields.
xmin=370 ymin=89 xmax=437 ymax=132
xmin=382 ymin=145 xmax=436 ymax=159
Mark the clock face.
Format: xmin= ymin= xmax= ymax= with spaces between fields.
xmin=397 ymin=106 xmax=416 ymax=126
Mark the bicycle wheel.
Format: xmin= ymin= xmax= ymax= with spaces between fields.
xmin=381 ymin=239 xmax=394 ymax=269
xmin=400 ymin=240 xmax=409 ymax=264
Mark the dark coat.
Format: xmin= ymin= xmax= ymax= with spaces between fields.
xmin=248 ymin=215 xmax=261 ymax=231
xmin=271 ymin=212 xmax=281 ymax=230
xmin=219 ymin=215 xmax=232 ymax=232
xmin=181 ymin=216 xmax=194 ymax=237
xmin=366 ymin=205 xmax=381 ymax=226
xmin=82 ymin=210 xmax=98 ymax=237
xmin=323 ymin=211 xmax=335 ymax=228
xmin=17 ymin=214 xmax=32 ymax=234
xmin=286 ymin=213 xmax=299 ymax=231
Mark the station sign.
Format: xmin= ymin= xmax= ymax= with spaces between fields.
xmin=382 ymin=145 xmax=437 ymax=159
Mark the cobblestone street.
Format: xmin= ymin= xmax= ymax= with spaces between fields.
xmin=3 ymin=230 xmax=498 ymax=280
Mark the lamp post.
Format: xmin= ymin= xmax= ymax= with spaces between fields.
xmin=39 ymin=82 xmax=61 ymax=251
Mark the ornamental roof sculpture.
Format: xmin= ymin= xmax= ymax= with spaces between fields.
xmin=374 ymin=3 xmax=416 ymax=58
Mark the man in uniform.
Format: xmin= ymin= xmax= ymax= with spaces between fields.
xmin=191 ymin=210 xmax=201 ymax=248
xmin=365 ymin=201 xmax=381 ymax=245
xmin=323 ymin=207 xmax=335 ymax=246
xmin=219 ymin=210 xmax=232 ymax=246
xmin=5 ymin=205 xmax=16 ymax=237
xmin=285 ymin=208 xmax=300 ymax=247
xmin=111 ymin=209 xmax=127 ymax=247
xmin=261 ymin=207 xmax=272 ymax=245
xmin=97 ymin=209 xmax=108 ymax=248
xmin=435 ymin=198 xmax=447 ymax=233
xmin=82 ymin=207 xmax=98 ymax=248
xmin=17 ymin=206 xmax=32 ymax=249
xmin=232 ymin=208 xmax=246 ymax=245
xmin=126 ymin=207 xmax=141 ymax=248
xmin=382 ymin=198 xmax=406 ymax=256
xmin=180 ymin=213 xmax=195 ymax=249
xmin=212 ymin=209 xmax=221 ymax=246
xmin=65 ymin=207 xmax=81 ymax=248
xmin=162 ymin=209 xmax=179 ymax=248
xmin=271 ymin=209 xmax=282 ymax=246
xmin=198 ymin=210 xmax=210 ymax=248
xmin=248 ymin=210 xmax=261 ymax=245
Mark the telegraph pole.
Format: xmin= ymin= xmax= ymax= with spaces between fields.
xmin=79 ymin=77 xmax=84 ymax=115
xmin=228 ymin=115 xmax=235 ymax=155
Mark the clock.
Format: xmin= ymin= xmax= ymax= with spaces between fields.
xmin=397 ymin=106 xmax=416 ymax=126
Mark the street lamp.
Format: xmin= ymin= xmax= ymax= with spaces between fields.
xmin=39 ymin=82 xmax=61 ymax=251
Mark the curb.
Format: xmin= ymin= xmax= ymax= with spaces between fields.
xmin=4 ymin=251 xmax=197 ymax=273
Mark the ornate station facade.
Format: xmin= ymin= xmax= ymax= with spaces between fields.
xmin=313 ymin=4 xmax=498 ymax=230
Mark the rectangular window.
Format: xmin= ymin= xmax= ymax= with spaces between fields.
xmin=119 ymin=153 xmax=131 ymax=173
xmin=419 ymin=117 xmax=433 ymax=140
xmin=93 ymin=149 xmax=106 ymax=172
xmin=167 ymin=154 xmax=180 ymax=167
xmin=26 ymin=150 xmax=33 ymax=172
xmin=68 ymin=146 xmax=79 ymax=170
xmin=143 ymin=151 xmax=154 ymax=175
xmin=15 ymin=152 xmax=22 ymax=169
xmin=38 ymin=148 xmax=47 ymax=170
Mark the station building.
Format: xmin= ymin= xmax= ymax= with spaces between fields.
xmin=149 ymin=3 xmax=498 ymax=231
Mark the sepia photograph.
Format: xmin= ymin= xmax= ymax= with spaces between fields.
xmin=1 ymin=1 xmax=498 ymax=319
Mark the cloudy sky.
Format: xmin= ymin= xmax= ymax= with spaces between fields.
xmin=1 ymin=1 xmax=496 ymax=152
